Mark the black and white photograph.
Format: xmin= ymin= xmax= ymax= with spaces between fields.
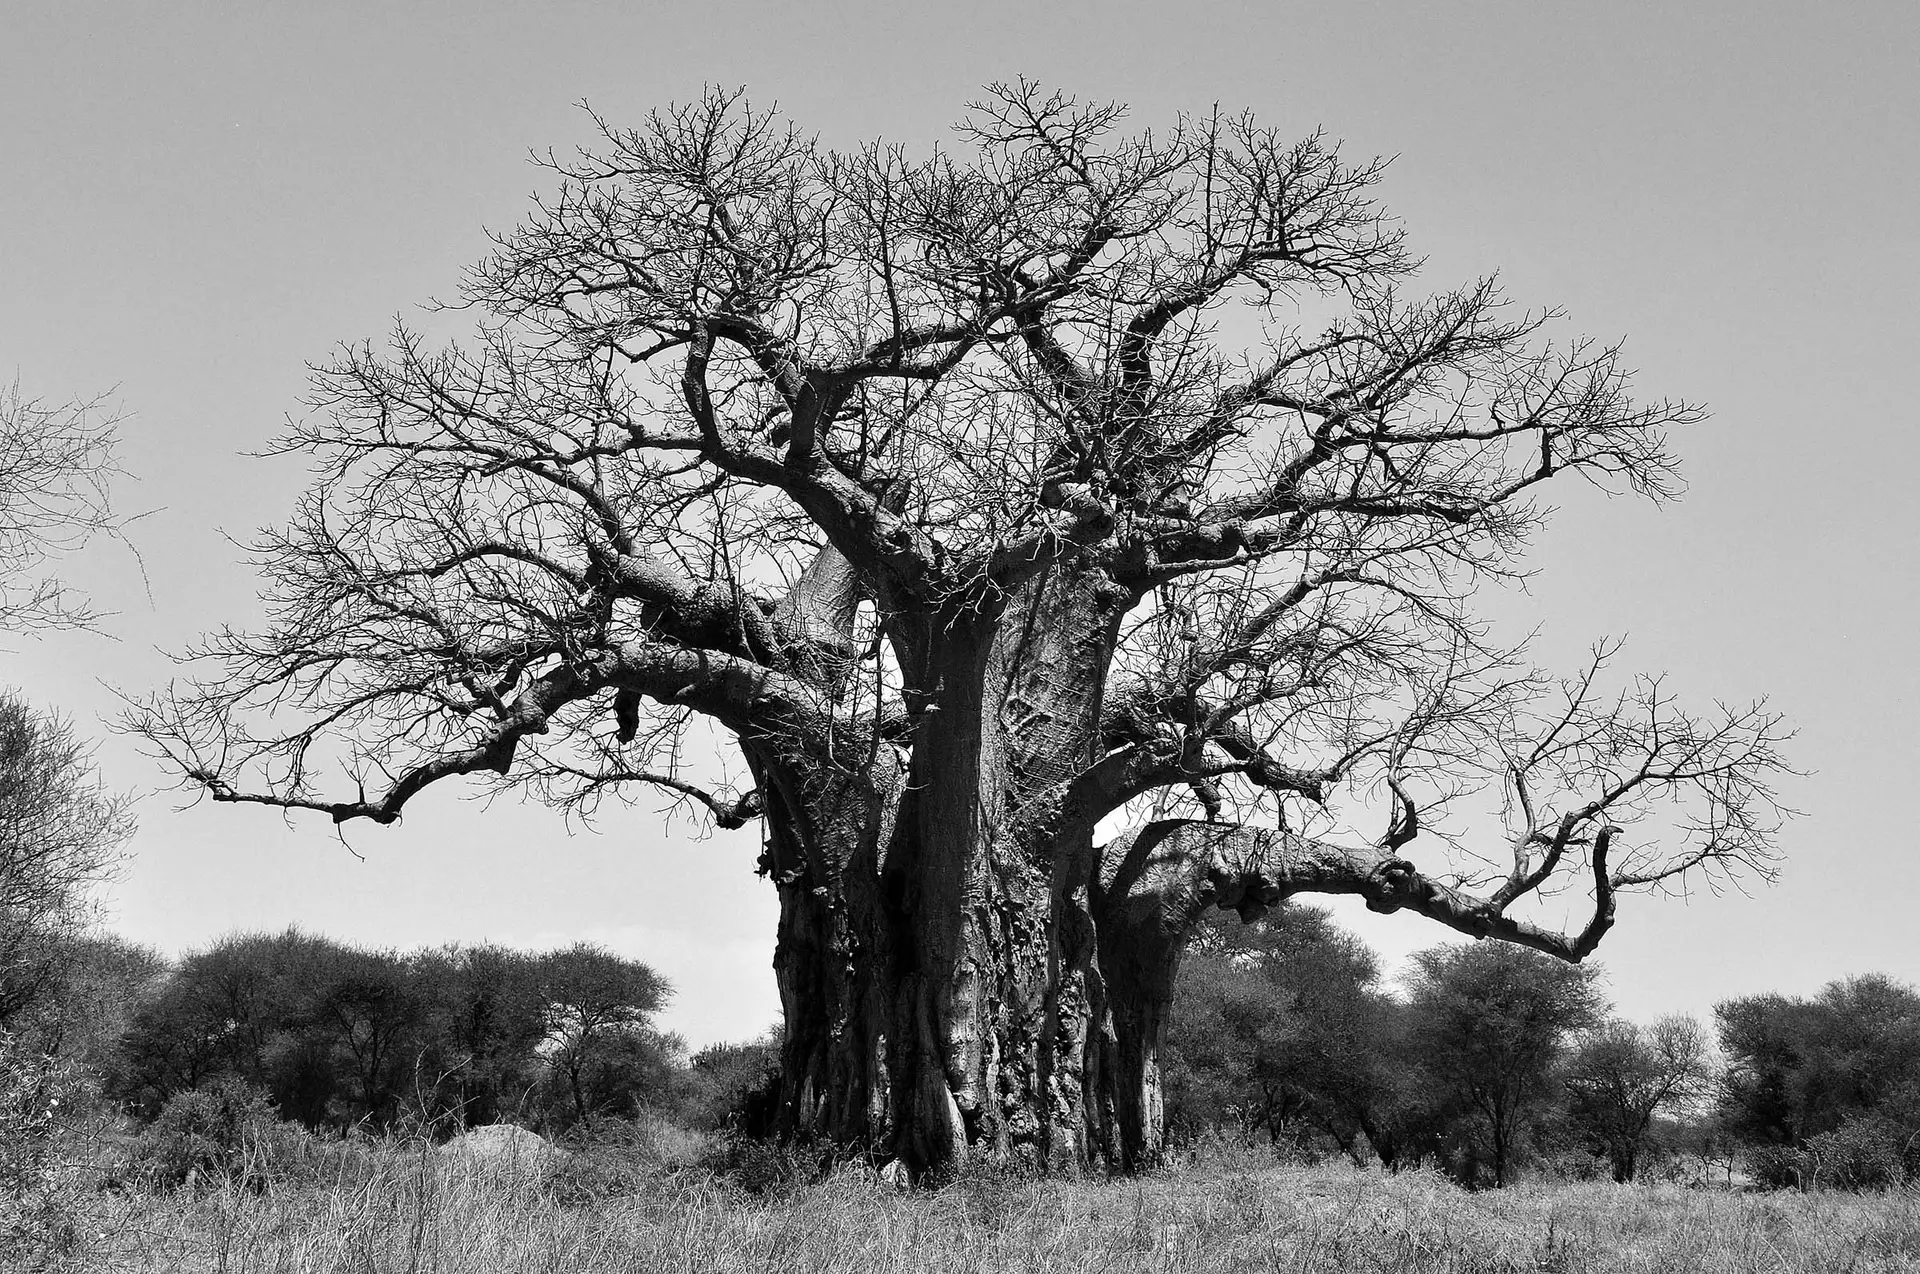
xmin=3 ymin=1 xmax=1915 ymax=1267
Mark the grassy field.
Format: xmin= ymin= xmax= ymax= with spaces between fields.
xmin=9 ymin=1134 xmax=1920 ymax=1273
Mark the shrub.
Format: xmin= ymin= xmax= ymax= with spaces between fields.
xmin=545 ymin=1120 xmax=667 ymax=1202
xmin=0 ymin=1031 xmax=77 ymax=1196
xmin=1746 ymin=1143 xmax=1804 ymax=1190
xmin=694 ymin=1133 xmax=820 ymax=1195
xmin=130 ymin=1078 xmax=304 ymax=1189
xmin=0 ymin=1032 xmax=112 ymax=1269
xmin=679 ymin=1033 xmax=780 ymax=1134
xmin=1802 ymin=1115 xmax=1914 ymax=1191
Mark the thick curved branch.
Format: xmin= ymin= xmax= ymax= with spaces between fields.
xmin=136 ymin=639 xmax=834 ymax=829
xmin=1095 ymin=818 xmax=1620 ymax=962
xmin=589 ymin=548 xmax=779 ymax=665
xmin=1067 ymin=725 xmax=1335 ymax=832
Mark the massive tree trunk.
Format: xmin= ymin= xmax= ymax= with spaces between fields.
xmin=759 ymin=564 xmax=1137 ymax=1173
xmin=760 ymin=727 xmax=1484 ymax=1175
xmin=747 ymin=564 xmax=1434 ymax=1174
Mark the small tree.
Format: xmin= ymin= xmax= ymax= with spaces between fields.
xmin=1405 ymin=942 xmax=1605 ymax=1186
xmin=1670 ymin=1107 xmax=1743 ymax=1187
xmin=533 ymin=943 xmax=672 ymax=1129
xmin=0 ymin=693 xmax=134 ymax=1028
xmin=1164 ymin=904 xmax=1394 ymax=1161
xmin=1162 ymin=920 xmax=1303 ymax=1144
xmin=0 ymin=377 xmax=130 ymax=1040
xmin=1562 ymin=1014 xmax=1714 ymax=1182
xmin=682 ymin=1031 xmax=782 ymax=1133
xmin=112 ymin=929 xmax=398 ymax=1128
xmin=414 ymin=943 xmax=547 ymax=1128
xmin=24 ymin=933 xmax=163 ymax=1076
xmin=310 ymin=946 xmax=423 ymax=1126
xmin=1355 ymin=1005 xmax=1481 ymax=1173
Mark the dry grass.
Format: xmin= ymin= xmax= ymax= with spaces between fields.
xmin=10 ymin=1135 xmax=1920 ymax=1273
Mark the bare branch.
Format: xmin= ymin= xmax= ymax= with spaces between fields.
xmin=1097 ymin=818 xmax=1622 ymax=961
xmin=0 ymin=382 xmax=125 ymax=632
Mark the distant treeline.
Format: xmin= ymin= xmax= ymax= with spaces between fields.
xmin=1164 ymin=905 xmax=1920 ymax=1189
xmin=8 ymin=911 xmax=1919 ymax=1191
xmin=12 ymin=929 xmax=774 ymax=1140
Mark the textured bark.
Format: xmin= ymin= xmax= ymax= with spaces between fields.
xmin=756 ymin=563 xmax=1135 ymax=1173
xmin=758 ymin=762 xmax=1441 ymax=1170
xmin=738 ymin=569 xmax=1651 ymax=1173
xmin=1086 ymin=818 xmax=1472 ymax=1170
xmin=754 ymin=749 xmax=898 ymax=1146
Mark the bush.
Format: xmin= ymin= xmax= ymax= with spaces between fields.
xmin=0 ymin=1032 xmax=118 ymax=1269
xmin=1802 ymin=1115 xmax=1914 ymax=1191
xmin=130 ymin=1078 xmax=306 ymax=1190
xmin=1530 ymin=1146 xmax=1610 ymax=1184
xmin=676 ymin=1033 xmax=780 ymax=1134
xmin=694 ymin=1133 xmax=820 ymax=1195
xmin=0 ymin=1032 xmax=72 ymax=1196
xmin=1746 ymin=1143 xmax=1804 ymax=1190
xmin=1741 ymin=1116 xmax=1919 ymax=1192
xmin=542 ymin=1116 xmax=691 ymax=1201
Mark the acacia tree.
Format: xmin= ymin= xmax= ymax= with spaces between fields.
xmin=1405 ymin=942 xmax=1605 ymax=1186
xmin=127 ymin=85 xmax=1791 ymax=1174
xmin=417 ymin=943 xmax=548 ymax=1129
xmin=1562 ymin=1014 xmax=1714 ymax=1182
xmin=1164 ymin=905 xmax=1392 ymax=1160
xmin=1716 ymin=974 xmax=1920 ymax=1179
xmin=533 ymin=942 xmax=673 ymax=1129
xmin=313 ymin=946 xmax=423 ymax=1126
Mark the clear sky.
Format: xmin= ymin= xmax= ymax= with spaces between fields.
xmin=3 ymin=0 xmax=1915 ymax=1048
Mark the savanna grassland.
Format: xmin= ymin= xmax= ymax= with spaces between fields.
xmin=10 ymin=1132 xmax=1920 ymax=1274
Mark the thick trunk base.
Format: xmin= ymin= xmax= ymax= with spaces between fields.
xmin=765 ymin=846 xmax=1185 ymax=1176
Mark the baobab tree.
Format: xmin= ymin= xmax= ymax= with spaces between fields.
xmin=127 ymin=85 xmax=1791 ymax=1175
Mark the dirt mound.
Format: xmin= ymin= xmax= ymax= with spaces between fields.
xmin=437 ymin=1124 xmax=569 ymax=1180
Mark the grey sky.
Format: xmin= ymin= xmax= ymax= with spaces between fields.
xmin=3 ymin=0 xmax=1914 ymax=1046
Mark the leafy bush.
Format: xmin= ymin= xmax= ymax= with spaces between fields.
xmin=113 ymin=933 xmax=681 ymax=1137
xmin=0 ymin=1032 xmax=113 ymax=1269
xmin=0 ymin=1031 xmax=75 ymax=1196
xmin=678 ymin=1033 xmax=780 ymax=1133
xmin=1163 ymin=906 xmax=1391 ymax=1158
xmin=694 ymin=1133 xmax=820 ymax=1195
xmin=1745 ymin=1143 xmax=1804 ymax=1190
xmin=1740 ymin=1115 xmax=1919 ymax=1192
xmin=543 ymin=1112 xmax=712 ymax=1202
xmin=1802 ymin=1115 xmax=1914 ymax=1190
xmin=1717 ymin=976 xmax=1920 ymax=1162
xmin=129 ymin=1078 xmax=305 ymax=1189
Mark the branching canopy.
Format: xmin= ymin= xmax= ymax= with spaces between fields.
xmin=124 ymin=84 xmax=1791 ymax=958
xmin=0 ymin=381 xmax=124 ymax=632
